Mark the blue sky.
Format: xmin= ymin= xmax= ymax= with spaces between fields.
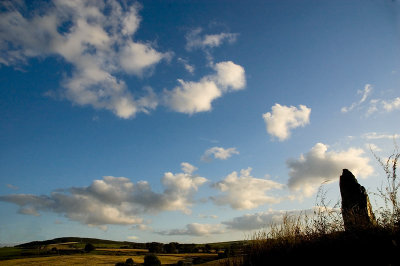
xmin=0 ymin=0 xmax=399 ymax=245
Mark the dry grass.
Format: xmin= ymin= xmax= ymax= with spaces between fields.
xmin=373 ymin=146 xmax=400 ymax=230
xmin=0 ymin=254 xmax=138 ymax=266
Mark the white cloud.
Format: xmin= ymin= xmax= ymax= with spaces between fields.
xmin=262 ymin=104 xmax=311 ymax=141
xmin=119 ymin=41 xmax=169 ymax=76
xmin=213 ymin=61 xmax=246 ymax=90
xmin=367 ymin=97 xmax=400 ymax=115
xmin=127 ymin=236 xmax=139 ymax=240
xmin=340 ymin=84 xmax=400 ymax=116
xmin=161 ymin=163 xmax=207 ymax=214
xmin=0 ymin=0 xmax=169 ymax=118
xmin=286 ymin=143 xmax=374 ymax=197
xmin=186 ymin=28 xmax=238 ymax=50
xmin=382 ymin=97 xmax=400 ymax=112
xmin=164 ymin=61 xmax=245 ymax=114
xmin=211 ymin=168 xmax=284 ymax=210
xmin=341 ymin=84 xmax=373 ymax=113
xmin=158 ymin=223 xmax=225 ymax=236
xmin=178 ymin=58 xmax=195 ymax=74
xmin=164 ymin=78 xmax=222 ymax=114
xmin=181 ymin=162 xmax=198 ymax=175
xmin=202 ymin=147 xmax=239 ymax=161
xmin=0 ymin=163 xmax=207 ymax=227
xmin=362 ymin=132 xmax=400 ymax=140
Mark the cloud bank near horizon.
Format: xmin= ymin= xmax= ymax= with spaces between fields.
xmin=0 ymin=163 xmax=206 ymax=229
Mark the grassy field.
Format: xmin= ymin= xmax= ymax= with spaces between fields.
xmin=0 ymin=253 xmax=218 ymax=265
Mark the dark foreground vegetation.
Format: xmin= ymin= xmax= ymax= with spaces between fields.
xmin=237 ymin=225 xmax=400 ymax=266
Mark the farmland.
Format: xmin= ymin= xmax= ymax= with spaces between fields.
xmin=0 ymin=253 xmax=220 ymax=266
xmin=0 ymin=237 xmax=226 ymax=265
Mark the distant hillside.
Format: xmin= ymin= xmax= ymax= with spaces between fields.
xmin=15 ymin=237 xmax=144 ymax=249
xmin=15 ymin=237 xmax=245 ymax=249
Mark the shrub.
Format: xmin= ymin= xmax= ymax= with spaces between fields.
xmin=115 ymin=258 xmax=134 ymax=266
xmin=125 ymin=258 xmax=134 ymax=265
xmin=144 ymin=254 xmax=161 ymax=266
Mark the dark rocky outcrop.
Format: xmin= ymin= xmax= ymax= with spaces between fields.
xmin=339 ymin=169 xmax=376 ymax=231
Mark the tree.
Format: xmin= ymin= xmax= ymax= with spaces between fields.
xmin=146 ymin=242 xmax=164 ymax=253
xmin=84 ymin=243 xmax=95 ymax=253
xmin=165 ymin=242 xmax=179 ymax=253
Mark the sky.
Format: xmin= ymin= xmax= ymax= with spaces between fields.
xmin=0 ymin=0 xmax=399 ymax=245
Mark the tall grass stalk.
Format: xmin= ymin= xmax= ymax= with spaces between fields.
xmin=373 ymin=145 xmax=400 ymax=230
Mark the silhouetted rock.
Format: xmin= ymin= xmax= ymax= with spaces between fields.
xmin=339 ymin=169 xmax=376 ymax=231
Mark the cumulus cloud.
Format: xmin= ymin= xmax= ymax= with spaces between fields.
xmin=0 ymin=0 xmax=170 ymax=118
xmin=263 ymin=104 xmax=311 ymax=141
xmin=211 ymin=168 xmax=284 ymax=210
xmin=158 ymin=223 xmax=224 ymax=236
xmin=186 ymin=28 xmax=238 ymax=50
xmin=202 ymin=147 xmax=239 ymax=161
xmin=0 ymin=163 xmax=206 ymax=227
xmin=164 ymin=61 xmax=245 ymax=114
xmin=286 ymin=143 xmax=374 ymax=197
xmin=161 ymin=163 xmax=207 ymax=214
